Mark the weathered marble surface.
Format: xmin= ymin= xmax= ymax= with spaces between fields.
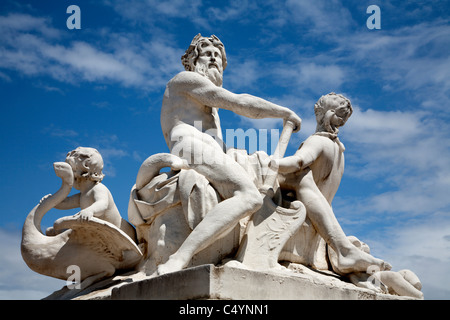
xmin=45 ymin=264 xmax=418 ymax=300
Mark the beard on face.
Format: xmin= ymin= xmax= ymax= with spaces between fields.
xmin=194 ymin=62 xmax=223 ymax=87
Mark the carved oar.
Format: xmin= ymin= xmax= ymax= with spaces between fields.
xmin=261 ymin=120 xmax=296 ymax=196
xmin=235 ymin=120 xmax=306 ymax=270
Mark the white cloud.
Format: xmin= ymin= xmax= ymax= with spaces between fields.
xmin=237 ymin=3 xmax=450 ymax=115
xmin=297 ymin=63 xmax=346 ymax=92
xmin=343 ymin=107 xmax=423 ymax=146
xmin=0 ymin=228 xmax=64 ymax=299
xmin=363 ymin=217 xmax=450 ymax=299
xmin=270 ymin=61 xmax=347 ymax=95
xmin=0 ymin=13 xmax=60 ymax=38
xmin=42 ymin=125 xmax=79 ymax=139
xmin=285 ymin=0 xmax=355 ymax=34
xmin=40 ymin=128 xmax=135 ymax=179
xmin=0 ymin=13 xmax=184 ymax=90
xmin=337 ymin=106 xmax=450 ymax=217
xmin=226 ymin=59 xmax=261 ymax=91
xmin=104 ymin=0 xmax=208 ymax=28
xmin=337 ymin=22 xmax=450 ymax=111
xmin=207 ymin=0 xmax=256 ymax=22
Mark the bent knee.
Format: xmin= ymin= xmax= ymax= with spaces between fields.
xmin=236 ymin=188 xmax=263 ymax=212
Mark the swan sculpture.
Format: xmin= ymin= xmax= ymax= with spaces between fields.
xmin=21 ymin=161 xmax=143 ymax=292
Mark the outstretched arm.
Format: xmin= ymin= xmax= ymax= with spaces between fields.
xmin=177 ymin=72 xmax=302 ymax=131
xmin=54 ymin=193 xmax=80 ymax=210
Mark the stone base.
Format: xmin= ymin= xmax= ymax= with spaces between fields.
xmin=46 ymin=264 xmax=416 ymax=300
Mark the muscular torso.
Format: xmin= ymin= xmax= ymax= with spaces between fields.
xmin=80 ymin=183 xmax=122 ymax=227
xmin=280 ymin=135 xmax=345 ymax=204
xmin=161 ymin=71 xmax=224 ymax=152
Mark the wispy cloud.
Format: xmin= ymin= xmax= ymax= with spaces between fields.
xmin=337 ymin=22 xmax=450 ymax=111
xmin=41 ymin=127 xmax=134 ymax=178
xmin=226 ymin=59 xmax=261 ymax=91
xmin=104 ymin=0 xmax=208 ymax=28
xmin=206 ymin=0 xmax=259 ymax=24
xmin=0 ymin=70 xmax=12 ymax=82
xmin=47 ymin=128 xmax=79 ymax=139
xmin=284 ymin=0 xmax=355 ymax=34
xmin=0 ymin=228 xmax=63 ymax=299
xmin=339 ymin=106 xmax=450 ymax=216
xmin=0 ymin=12 xmax=60 ymax=38
xmin=272 ymin=62 xmax=347 ymax=95
xmin=0 ymin=12 xmax=184 ymax=90
xmin=363 ymin=217 xmax=450 ymax=299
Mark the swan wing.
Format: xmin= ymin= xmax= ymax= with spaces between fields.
xmin=53 ymin=216 xmax=143 ymax=269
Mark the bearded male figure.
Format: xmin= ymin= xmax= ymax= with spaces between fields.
xmin=157 ymin=34 xmax=302 ymax=275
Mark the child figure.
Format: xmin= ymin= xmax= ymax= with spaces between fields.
xmin=277 ymin=93 xmax=391 ymax=275
xmin=47 ymin=147 xmax=135 ymax=240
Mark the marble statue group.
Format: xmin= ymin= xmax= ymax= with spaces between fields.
xmin=21 ymin=34 xmax=424 ymax=299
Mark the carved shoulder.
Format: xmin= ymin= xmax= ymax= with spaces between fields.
xmin=168 ymin=71 xmax=207 ymax=88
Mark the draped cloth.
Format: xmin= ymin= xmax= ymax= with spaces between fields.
xmin=128 ymin=149 xmax=272 ymax=230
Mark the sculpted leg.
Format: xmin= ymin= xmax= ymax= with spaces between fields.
xmin=157 ymin=190 xmax=262 ymax=275
xmin=157 ymin=143 xmax=263 ymax=276
xmin=297 ymin=170 xmax=391 ymax=274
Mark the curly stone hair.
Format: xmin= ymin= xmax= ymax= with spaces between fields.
xmin=65 ymin=147 xmax=105 ymax=182
xmin=314 ymin=92 xmax=353 ymax=134
xmin=181 ymin=34 xmax=227 ymax=72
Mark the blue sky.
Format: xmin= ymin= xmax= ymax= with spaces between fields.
xmin=0 ymin=0 xmax=449 ymax=299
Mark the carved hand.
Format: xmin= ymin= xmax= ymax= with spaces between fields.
xmin=285 ymin=111 xmax=302 ymax=133
xmin=74 ymin=209 xmax=94 ymax=222
xmin=170 ymin=157 xmax=190 ymax=171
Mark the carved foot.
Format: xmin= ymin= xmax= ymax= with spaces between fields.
xmin=156 ymin=255 xmax=186 ymax=276
xmin=223 ymin=259 xmax=248 ymax=270
xmin=334 ymin=247 xmax=391 ymax=275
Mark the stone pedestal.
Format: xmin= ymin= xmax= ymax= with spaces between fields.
xmin=48 ymin=264 xmax=416 ymax=300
